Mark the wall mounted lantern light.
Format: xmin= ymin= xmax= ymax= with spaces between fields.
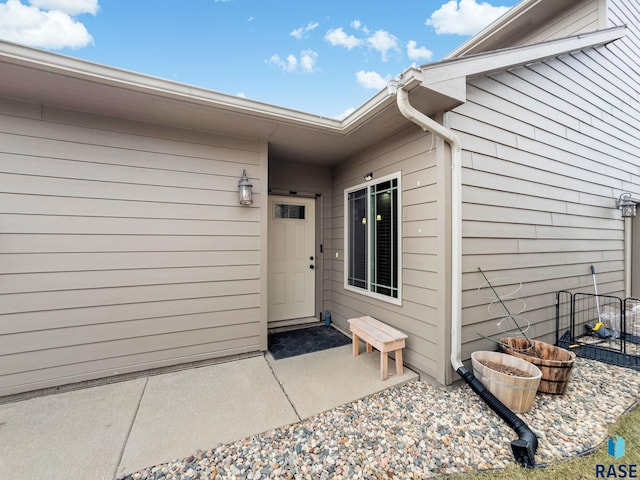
xmin=238 ymin=169 xmax=253 ymax=205
xmin=616 ymin=192 xmax=637 ymax=218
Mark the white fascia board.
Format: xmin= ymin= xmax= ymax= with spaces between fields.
xmin=423 ymin=26 xmax=626 ymax=86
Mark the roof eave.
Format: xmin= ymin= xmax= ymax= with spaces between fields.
xmin=0 ymin=40 xmax=346 ymax=132
xmin=423 ymin=26 xmax=626 ymax=87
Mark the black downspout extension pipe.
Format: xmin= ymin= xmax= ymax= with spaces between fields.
xmin=457 ymin=366 xmax=538 ymax=468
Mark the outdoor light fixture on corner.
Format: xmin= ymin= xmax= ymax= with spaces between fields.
xmin=238 ymin=169 xmax=253 ymax=205
xmin=616 ymin=192 xmax=637 ymax=218
xmin=364 ymin=172 xmax=373 ymax=181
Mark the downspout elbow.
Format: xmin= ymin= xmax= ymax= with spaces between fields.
xmin=396 ymin=88 xmax=461 ymax=153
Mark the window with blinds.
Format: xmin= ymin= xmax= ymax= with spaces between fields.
xmin=345 ymin=172 xmax=401 ymax=304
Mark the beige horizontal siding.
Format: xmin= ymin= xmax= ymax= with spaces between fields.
xmin=0 ymin=294 xmax=261 ymax=335
xmin=0 ymin=279 xmax=259 ymax=315
xmin=0 ymin=234 xmax=258 ymax=253
xmin=0 ymin=308 xmax=259 ymax=356
xmin=2 ymin=327 xmax=259 ymax=382
xmin=449 ymin=18 xmax=640 ymax=361
xmin=0 ymin=266 xmax=259 ymax=294
xmin=0 ymin=251 xmax=260 ymax=273
xmin=1 ymin=336 xmax=259 ymax=395
xmin=329 ymin=127 xmax=447 ymax=382
xmin=0 ymin=100 xmax=265 ymax=396
xmin=0 ymin=193 xmax=261 ymax=221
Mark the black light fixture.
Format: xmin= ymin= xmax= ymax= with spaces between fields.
xmin=616 ymin=192 xmax=637 ymax=218
xmin=238 ymin=170 xmax=253 ymax=205
xmin=364 ymin=172 xmax=373 ymax=181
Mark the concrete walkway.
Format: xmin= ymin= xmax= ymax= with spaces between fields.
xmin=0 ymin=344 xmax=417 ymax=480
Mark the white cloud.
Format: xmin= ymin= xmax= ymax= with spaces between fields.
xmin=284 ymin=54 xmax=297 ymax=72
xmin=407 ymin=40 xmax=433 ymax=61
xmin=29 ymin=0 xmax=98 ymax=15
xmin=326 ymin=25 xmax=400 ymax=61
xmin=267 ymin=54 xmax=288 ymax=71
xmin=349 ymin=19 xmax=370 ymax=34
xmin=367 ymin=29 xmax=399 ymax=62
xmin=299 ymin=49 xmax=318 ymax=72
xmin=266 ymin=49 xmax=318 ymax=73
xmin=356 ymin=70 xmax=387 ymax=90
xmin=0 ymin=0 xmax=94 ymax=49
xmin=324 ymin=27 xmax=362 ymax=50
xmin=426 ymin=0 xmax=511 ymax=35
xmin=290 ymin=21 xmax=319 ymax=39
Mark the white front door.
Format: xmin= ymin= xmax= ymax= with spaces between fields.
xmin=268 ymin=196 xmax=316 ymax=323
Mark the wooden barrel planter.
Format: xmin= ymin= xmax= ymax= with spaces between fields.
xmin=471 ymin=351 xmax=542 ymax=413
xmin=500 ymin=337 xmax=576 ymax=395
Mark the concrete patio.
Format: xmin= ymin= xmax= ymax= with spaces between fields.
xmin=0 ymin=344 xmax=417 ymax=480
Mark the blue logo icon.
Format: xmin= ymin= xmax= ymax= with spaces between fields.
xmin=608 ymin=436 xmax=625 ymax=460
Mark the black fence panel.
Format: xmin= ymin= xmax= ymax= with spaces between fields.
xmin=555 ymin=290 xmax=573 ymax=345
xmin=556 ymin=291 xmax=639 ymax=371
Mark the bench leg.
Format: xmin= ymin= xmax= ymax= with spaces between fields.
xmin=352 ymin=333 xmax=360 ymax=356
xmin=380 ymin=352 xmax=389 ymax=381
xmin=395 ymin=349 xmax=404 ymax=376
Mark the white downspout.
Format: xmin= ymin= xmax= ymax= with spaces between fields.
xmin=394 ymin=84 xmax=540 ymax=469
xmin=394 ymin=85 xmax=464 ymax=371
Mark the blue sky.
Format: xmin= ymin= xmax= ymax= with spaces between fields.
xmin=0 ymin=0 xmax=521 ymax=118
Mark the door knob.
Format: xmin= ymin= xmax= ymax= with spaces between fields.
xmin=310 ymin=256 xmax=314 ymax=261
xmin=309 ymin=264 xmax=315 ymax=269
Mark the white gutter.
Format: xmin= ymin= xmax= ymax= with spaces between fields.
xmin=390 ymin=75 xmax=464 ymax=371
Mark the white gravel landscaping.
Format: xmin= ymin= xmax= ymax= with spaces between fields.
xmin=118 ymin=357 xmax=640 ymax=480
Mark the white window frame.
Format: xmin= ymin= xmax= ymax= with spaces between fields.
xmin=343 ymin=171 xmax=402 ymax=305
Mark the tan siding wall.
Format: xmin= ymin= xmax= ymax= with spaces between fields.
xmin=448 ymin=11 xmax=640 ymax=362
xmin=0 ymin=99 xmax=266 ymax=396
xmin=329 ymin=128 xmax=448 ymax=382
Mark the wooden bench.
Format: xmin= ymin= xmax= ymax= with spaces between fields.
xmin=348 ymin=316 xmax=408 ymax=381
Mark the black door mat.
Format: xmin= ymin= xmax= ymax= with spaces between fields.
xmin=268 ymin=325 xmax=351 ymax=360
